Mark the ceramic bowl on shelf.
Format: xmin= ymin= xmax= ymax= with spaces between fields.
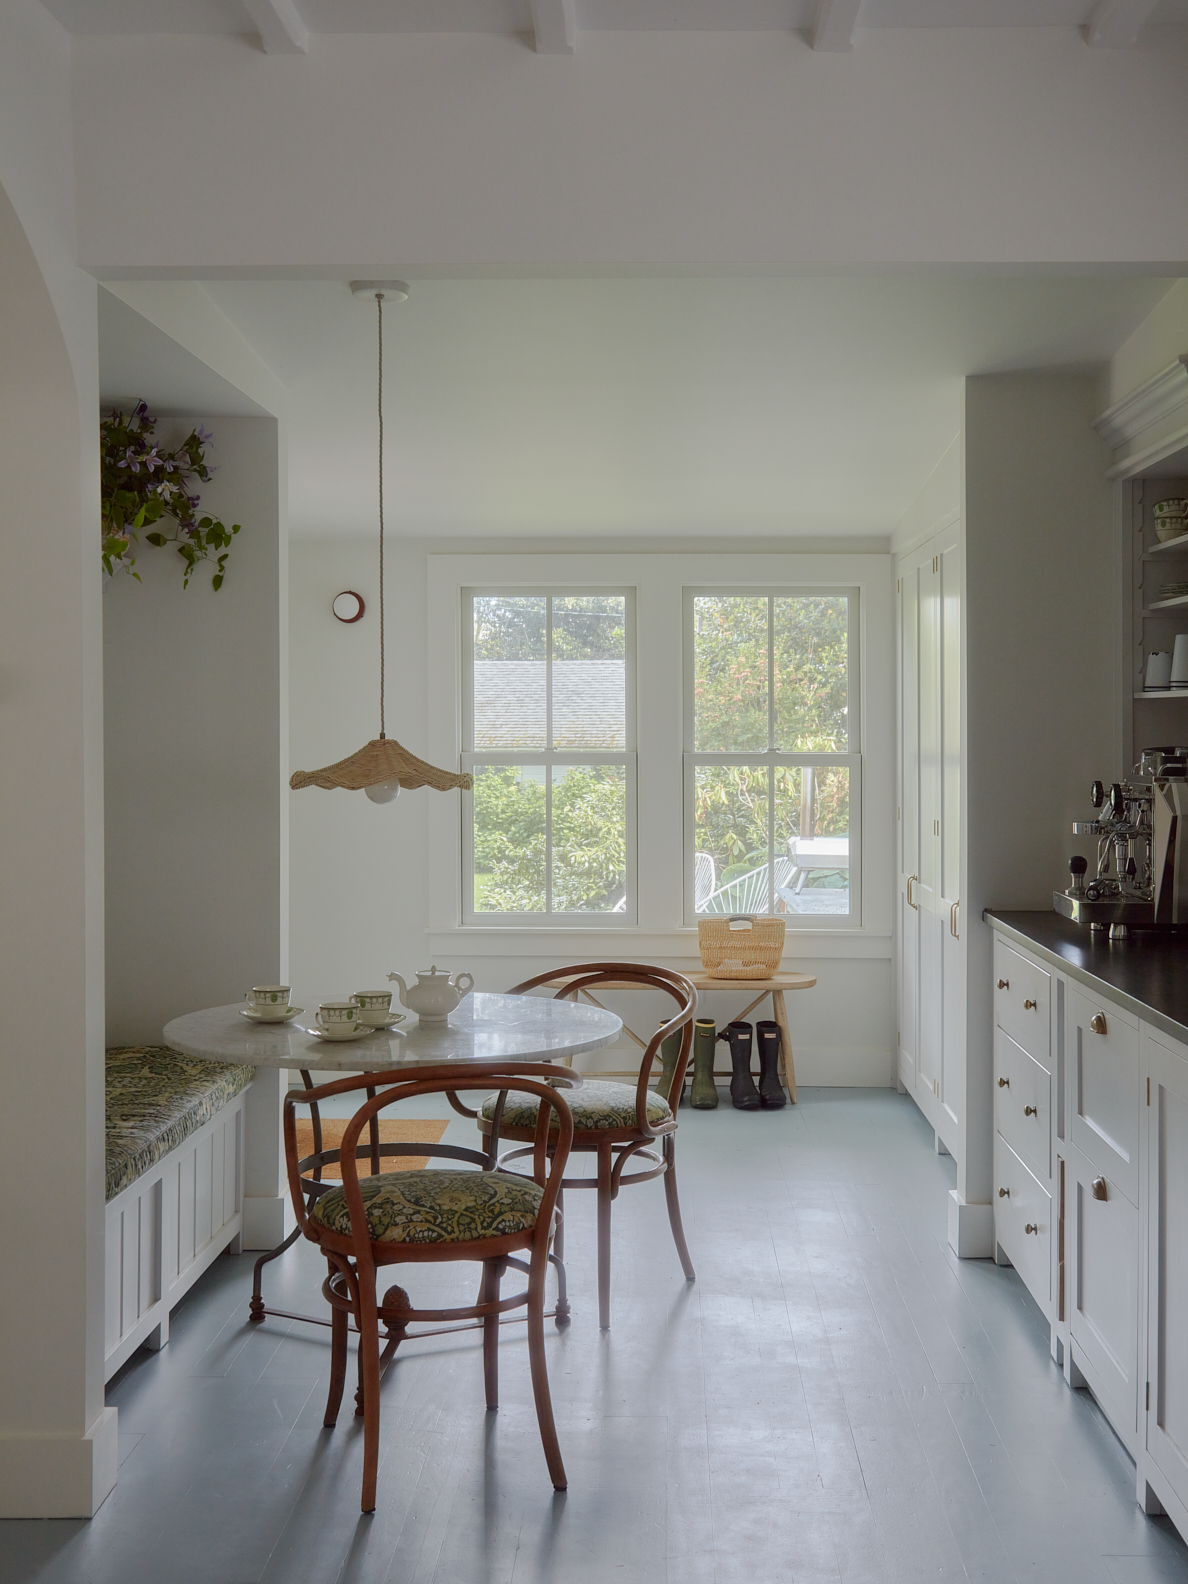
xmin=1155 ymin=517 xmax=1188 ymax=543
xmin=1153 ymin=499 xmax=1188 ymax=516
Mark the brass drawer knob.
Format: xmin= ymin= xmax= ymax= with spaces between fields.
xmin=1091 ymin=1175 xmax=1108 ymax=1201
xmin=1090 ymin=1012 xmax=1108 ymax=1036
xmin=1025 ymin=1223 xmax=1039 ymax=1235
xmin=997 ymin=979 xmax=1009 ymax=990
xmin=1024 ymin=1105 xmax=1038 ymax=1116
xmin=998 ymin=1187 xmax=1010 ymax=1198
xmin=998 ymin=1076 xmax=1009 ymax=1088
xmin=1024 ymin=998 xmax=1038 ymax=1011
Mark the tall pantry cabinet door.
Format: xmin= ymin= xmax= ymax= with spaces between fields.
xmin=916 ymin=548 xmax=943 ymax=1111
xmin=898 ymin=556 xmax=920 ymax=1095
xmin=1146 ymin=1034 xmax=1188 ymax=1517
xmin=938 ymin=530 xmax=963 ymax=1134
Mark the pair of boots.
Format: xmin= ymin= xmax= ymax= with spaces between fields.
xmin=682 ymin=1018 xmax=786 ymax=1111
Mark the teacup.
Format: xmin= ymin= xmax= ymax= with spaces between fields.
xmin=316 ymin=1001 xmax=360 ymax=1038
xmin=247 ymin=985 xmax=292 ymax=1020
xmin=353 ymin=990 xmax=393 ymax=1027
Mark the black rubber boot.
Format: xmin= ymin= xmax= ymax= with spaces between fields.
xmin=756 ymin=1020 xmax=787 ymax=1109
xmin=719 ymin=1021 xmax=761 ymax=1110
xmin=658 ymin=1025 xmax=686 ymax=1108
xmin=689 ymin=1018 xmax=720 ymax=1109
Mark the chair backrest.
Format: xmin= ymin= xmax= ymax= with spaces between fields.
xmin=505 ymin=963 xmax=698 ymax=1132
xmin=282 ymin=1065 xmax=576 ymax=1267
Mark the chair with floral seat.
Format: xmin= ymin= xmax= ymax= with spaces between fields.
xmin=475 ymin=963 xmax=698 ymax=1330
xmin=282 ymin=1064 xmax=574 ymax=1513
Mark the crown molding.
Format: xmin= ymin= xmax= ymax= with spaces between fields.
xmin=1096 ymin=355 xmax=1188 ymax=452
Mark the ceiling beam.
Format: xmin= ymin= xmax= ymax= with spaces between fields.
xmin=1083 ymin=0 xmax=1158 ymax=46
xmin=811 ymin=0 xmax=862 ymax=51
xmin=243 ymin=0 xmax=309 ymax=54
xmin=530 ymin=0 xmax=576 ymax=54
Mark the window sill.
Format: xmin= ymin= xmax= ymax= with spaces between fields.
xmin=427 ymin=926 xmax=892 ymax=959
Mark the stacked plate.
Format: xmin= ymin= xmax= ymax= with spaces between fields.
xmin=1157 ymin=582 xmax=1188 ymax=603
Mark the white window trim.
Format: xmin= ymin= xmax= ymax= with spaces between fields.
xmin=426 ymin=552 xmax=894 ymax=958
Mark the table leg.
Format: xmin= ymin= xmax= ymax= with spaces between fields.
xmin=772 ymin=990 xmax=797 ymax=1104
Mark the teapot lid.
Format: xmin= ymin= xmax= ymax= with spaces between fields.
xmin=417 ymin=964 xmax=447 ymax=977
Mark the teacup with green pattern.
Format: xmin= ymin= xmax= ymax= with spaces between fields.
xmin=353 ymin=990 xmax=393 ymax=1027
xmin=316 ymin=1001 xmax=360 ymax=1038
xmin=247 ymin=984 xmax=292 ymax=1020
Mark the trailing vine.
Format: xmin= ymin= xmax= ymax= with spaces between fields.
xmin=101 ymin=402 xmax=241 ymax=589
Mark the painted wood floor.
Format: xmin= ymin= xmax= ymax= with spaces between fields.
xmin=5 ymin=1087 xmax=1188 ymax=1584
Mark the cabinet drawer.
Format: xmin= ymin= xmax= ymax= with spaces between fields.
xmin=1068 ymin=1141 xmax=1139 ymax=1443
xmin=1067 ymin=987 xmax=1138 ymax=1204
xmin=994 ymin=1026 xmax=1051 ymax=1182
xmin=993 ymin=938 xmax=1051 ymax=1067
xmin=995 ymin=1132 xmax=1051 ymax=1310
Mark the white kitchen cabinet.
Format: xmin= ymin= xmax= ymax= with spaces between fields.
xmin=898 ymin=526 xmax=962 ymax=1151
xmin=1143 ymin=1030 xmax=1188 ymax=1536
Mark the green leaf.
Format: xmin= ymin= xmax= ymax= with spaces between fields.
xmin=144 ymin=532 xmax=167 ymax=547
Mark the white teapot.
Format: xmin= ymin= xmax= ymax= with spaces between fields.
xmin=387 ymin=965 xmax=474 ymax=1025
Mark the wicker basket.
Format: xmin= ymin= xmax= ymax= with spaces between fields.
xmin=697 ymin=916 xmax=785 ymax=979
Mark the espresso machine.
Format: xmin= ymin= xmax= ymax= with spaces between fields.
xmin=1054 ymin=747 xmax=1188 ymax=934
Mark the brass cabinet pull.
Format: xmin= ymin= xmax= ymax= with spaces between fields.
xmin=1025 ymin=1223 xmax=1039 ymax=1235
xmin=1024 ymin=999 xmax=1038 ymax=1011
xmin=997 ymin=979 xmax=1009 ymax=990
xmin=998 ymin=1077 xmax=1009 ymax=1088
xmin=1091 ymin=1175 xmax=1108 ymax=1201
xmin=1024 ymin=1105 xmax=1038 ymax=1116
xmin=998 ymin=1187 xmax=1010 ymax=1197
xmin=950 ymin=900 xmax=960 ymax=939
xmin=1090 ymin=1012 xmax=1108 ymax=1035
xmin=907 ymin=875 xmax=918 ymax=910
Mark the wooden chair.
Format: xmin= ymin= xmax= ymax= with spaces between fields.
xmin=282 ymin=1065 xmax=575 ymax=1512
xmin=475 ymin=963 xmax=698 ymax=1330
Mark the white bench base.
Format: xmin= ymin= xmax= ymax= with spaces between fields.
xmin=104 ymin=1087 xmax=247 ymax=1381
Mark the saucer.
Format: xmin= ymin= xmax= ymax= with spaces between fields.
xmin=241 ymin=1005 xmax=303 ymax=1023
xmin=302 ymin=1023 xmax=377 ymax=1042
xmin=357 ymin=1012 xmax=405 ymax=1029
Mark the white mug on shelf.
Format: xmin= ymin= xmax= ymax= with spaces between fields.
xmin=1171 ymin=636 xmax=1188 ymax=690
xmin=1147 ymin=651 xmax=1173 ymax=691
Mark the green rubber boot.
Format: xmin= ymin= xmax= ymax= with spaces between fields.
xmin=689 ymin=1018 xmax=720 ymax=1109
xmin=657 ymin=1026 xmax=686 ymax=1108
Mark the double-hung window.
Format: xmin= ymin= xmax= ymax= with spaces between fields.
xmin=686 ymin=590 xmax=860 ymax=924
xmin=462 ymin=591 xmax=636 ymax=923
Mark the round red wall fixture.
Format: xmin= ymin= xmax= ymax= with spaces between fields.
xmin=332 ymin=590 xmax=365 ymax=623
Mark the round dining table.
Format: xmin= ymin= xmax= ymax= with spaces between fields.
xmin=163 ymin=992 xmax=623 ymax=1328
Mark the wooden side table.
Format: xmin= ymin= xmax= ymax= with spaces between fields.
xmin=538 ymin=969 xmax=817 ymax=1103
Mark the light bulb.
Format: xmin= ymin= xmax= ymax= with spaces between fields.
xmin=365 ymin=777 xmax=402 ymax=804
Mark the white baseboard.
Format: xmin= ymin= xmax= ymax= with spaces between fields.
xmin=948 ymin=1190 xmax=994 ymax=1258
xmin=242 ymin=1192 xmax=295 ymax=1250
xmin=0 ymin=1406 xmax=118 ymax=1518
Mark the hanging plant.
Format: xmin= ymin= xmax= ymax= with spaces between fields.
xmin=101 ymin=401 xmax=241 ymax=589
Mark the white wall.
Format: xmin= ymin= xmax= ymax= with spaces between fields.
xmin=289 ymin=537 xmax=895 ymax=1086
xmin=0 ymin=1 xmax=112 ymax=1519
xmin=72 ymin=29 xmax=1188 ymax=272
xmin=104 ymin=415 xmax=283 ymax=1045
xmin=1108 ymin=280 xmax=1188 ymax=411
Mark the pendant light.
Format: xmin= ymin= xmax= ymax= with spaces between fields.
xmin=290 ymin=282 xmax=472 ymax=805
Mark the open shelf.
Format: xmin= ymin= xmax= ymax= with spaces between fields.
xmin=1135 ymin=690 xmax=1188 ymax=699
xmin=1144 ymin=595 xmax=1188 ymax=614
xmin=1144 ymin=530 xmax=1188 ymax=558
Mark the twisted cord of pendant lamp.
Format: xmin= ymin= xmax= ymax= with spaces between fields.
xmin=376 ymin=291 xmax=386 ymax=740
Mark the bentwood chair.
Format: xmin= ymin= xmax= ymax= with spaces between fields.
xmin=476 ymin=963 xmax=698 ymax=1330
xmin=283 ymin=1065 xmax=574 ymax=1512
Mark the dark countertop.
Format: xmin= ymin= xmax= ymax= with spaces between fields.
xmin=985 ymin=910 xmax=1188 ymax=1048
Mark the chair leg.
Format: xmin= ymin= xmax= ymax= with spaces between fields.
xmin=526 ymin=1254 xmax=567 ymax=1491
xmin=481 ymin=1257 xmax=503 ymax=1410
xmin=356 ymin=1266 xmax=382 ymax=1514
xmin=324 ymin=1284 xmax=349 ymax=1428
xmin=551 ymin=1188 xmax=570 ymax=1328
xmin=597 ymin=1144 xmax=613 ymax=1331
xmin=662 ymin=1133 xmax=696 ymax=1282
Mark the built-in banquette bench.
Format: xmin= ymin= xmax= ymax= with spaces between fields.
xmin=105 ymin=1046 xmax=254 ymax=1380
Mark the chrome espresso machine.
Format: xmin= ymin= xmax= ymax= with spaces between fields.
xmin=1055 ymin=747 xmax=1188 ymax=936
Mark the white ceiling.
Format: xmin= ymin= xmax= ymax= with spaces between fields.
xmin=38 ymin=0 xmax=1188 ymax=43
xmin=168 ymin=274 xmax=1176 ymax=541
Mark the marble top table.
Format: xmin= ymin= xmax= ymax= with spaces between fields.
xmin=163 ymin=991 xmax=623 ymax=1073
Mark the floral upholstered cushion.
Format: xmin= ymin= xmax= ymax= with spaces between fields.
xmin=106 ymin=1046 xmax=255 ymax=1202
xmin=480 ymin=1080 xmax=672 ymax=1133
xmin=311 ymin=1169 xmax=544 ymax=1244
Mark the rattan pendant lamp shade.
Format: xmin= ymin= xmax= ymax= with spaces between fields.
xmin=289 ymin=282 xmax=472 ymax=804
